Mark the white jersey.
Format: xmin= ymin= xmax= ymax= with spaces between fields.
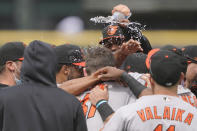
xmin=79 ymin=82 xmax=136 ymax=131
xmin=129 ymin=72 xmax=197 ymax=108
xmin=177 ymin=85 xmax=197 ymax=108
xmin=103 ymin=95 xmax=197 ymax=131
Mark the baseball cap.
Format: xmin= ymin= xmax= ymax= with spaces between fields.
xmin=146 ymin=49 xmax=187 ymax=87
xmin=55 ymin=44 xmax=85 ymax=67
xmin=161 ymin=45 xmax=183 ymax=55
xmin=182 ymin=45 xmax=197 ymax=61
xmin=99 ymin=25 xmax=125 ymax=46
xmin=0 ymin=42 xmax=25 ymax=65
xmin=161 ymin=45 xmax=197 ymax=65
xmin=121 ymin=53 xmax=148 ymax=73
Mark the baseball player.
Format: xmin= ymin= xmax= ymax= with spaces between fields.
xmin=79 ymin=47 xmax=136 ymax=131
xmin=95 ymin=50 xmax=197 ymax=131
xmin=0 ymin=42 xmax=25 ymax=88
xmin=127 ymin=46 xmax=197 ymax=107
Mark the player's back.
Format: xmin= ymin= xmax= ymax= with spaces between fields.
xmin=103 ymin=95 xmax=197 ymax=131
xmin=79 ymin=81 xmax=136 ymax=131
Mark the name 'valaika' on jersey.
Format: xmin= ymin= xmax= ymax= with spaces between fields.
xmin=79 ymin=81 xmax=136 ymax=131
xmin=103 ymin=95 xmax=197 ymax=131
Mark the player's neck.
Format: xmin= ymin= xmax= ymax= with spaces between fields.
xmin=153 ymin=84 xmax=178 ymax=97
xmin=0 ymin=72 xmax=16 ymax=86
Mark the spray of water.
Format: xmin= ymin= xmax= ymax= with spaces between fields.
xmin=90 ymin=16 xmax=146 ymax=40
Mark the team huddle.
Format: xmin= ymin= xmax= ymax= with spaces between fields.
xmin=0 ymin=4 xmax=196 ymax=131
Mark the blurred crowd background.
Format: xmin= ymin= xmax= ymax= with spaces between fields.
xmin=0 ymin=0 xmax=197 ymax=47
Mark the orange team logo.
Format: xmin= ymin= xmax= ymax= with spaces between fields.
xmin=107 ymin=25 xmax=118 ymax=35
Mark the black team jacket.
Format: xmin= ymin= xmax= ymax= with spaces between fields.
xmin=0 ymin=40 xmax=87 ymax=131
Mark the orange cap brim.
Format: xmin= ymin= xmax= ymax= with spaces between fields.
xmin=18 ymin=57 xmax=24 ymax=61
xmin=145 ymin=48 xmax=160 ymax=70
xmin=72 ymin=62 xmax=85 ymax=67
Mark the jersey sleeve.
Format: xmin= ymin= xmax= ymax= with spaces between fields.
xmin=102 ymin=107 xmax=126 ymax=131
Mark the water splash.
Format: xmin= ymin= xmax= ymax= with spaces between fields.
xmin=90 ymin=16 xmax=146 ymax=40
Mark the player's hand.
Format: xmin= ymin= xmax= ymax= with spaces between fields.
xmin=120 ymin=39 xmax=143 ymax=56
xmin=93 ymin=66 xmax=124 ymax=81
xmin=118 ymin=19 xmax=130 ymax=27
xmin=112 ymin=4 xmax=131 ymax=17
xmin=141 ymin=74 xmax=152 ymax=88
xmin=89 ymin=85 xmax=109 ymax=106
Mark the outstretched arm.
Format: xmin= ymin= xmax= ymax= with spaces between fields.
xmin=95 ymin=66 xmax=147 ymax=98
xmin=59 ymin=73 xmax=100 ymax=96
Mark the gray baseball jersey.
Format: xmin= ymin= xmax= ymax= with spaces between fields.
xmin=103 ymin=95 xmax=197 ymax=131
xmin=79 ymin=82 xmax=136 ymax=131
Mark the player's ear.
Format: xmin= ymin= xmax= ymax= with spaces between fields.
xmin=63 ymin=65 xmax=69 ymax=76
xmin=6 ymin=61 xmax=15 ymax=72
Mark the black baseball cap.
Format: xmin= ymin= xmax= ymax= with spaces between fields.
xmin=161 ymin=45 xmax=183 ymax=55
xmin=121 ymin=53 xmax=148 ymax=73
xmin=182 ymin=45 xmax=197 ymax=61
xmin=146 ymin=49 xmax=187 ymax=87
xmin=99 ymin=25 xmax=125 ymax=45
xmin=0 ymin=42 xmax=25 ymax=65
xmin=161 ymin=45 xmax=197 ymax=65
xmin=55 ymin=44 xmax=85 ymax=67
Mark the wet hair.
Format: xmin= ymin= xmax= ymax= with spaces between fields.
xmin=85 ymin=46 xmax=115 ymax=75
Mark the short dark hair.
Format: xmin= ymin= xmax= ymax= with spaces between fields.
xmin=56 ymin=64 xmax=64 ymax=74
xmin=85 ymin=47 xmax=115 ymax=75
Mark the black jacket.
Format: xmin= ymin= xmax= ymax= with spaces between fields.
xmin=0 ymin=41 xmax=87 ymax=131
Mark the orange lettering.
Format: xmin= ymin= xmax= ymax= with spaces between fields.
xmin=81 ymin=94 xmax=89 ymax=116
xmin=181 ymin=96 xmax=188 ymax=103
xmin=171 ymin=108 xmax=176 ymax=120
xmin=163 ymin=106 xmax=170 ymax=120
xmin=154 ymin=124 xmax=162 ymax=131
xmin=80 ymin=93 xmax=97 ymax=119
xmin=167 ymin=125 xmax=175 ymax=131
xmin=137 ymin=109 xmax=146 ymax=122
xmin=88 ymin=105 xmax=96 ymax=118
xmin=154 ymin=124 xmax=175 ymax=131
xmin=187 ymin=96 xmax=194 ymax=106
xmin=184 ymin=113 xmax=193 ymax=125
xmin=145 ymin=107 xmax=154 ymax=120
xmin=193 ymin=96 xmax=197 ymax=107
xmin=175 ymin=109 xmax=185 ymax=122
xmin=154 ymin=106 xmax=161 ymax=119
